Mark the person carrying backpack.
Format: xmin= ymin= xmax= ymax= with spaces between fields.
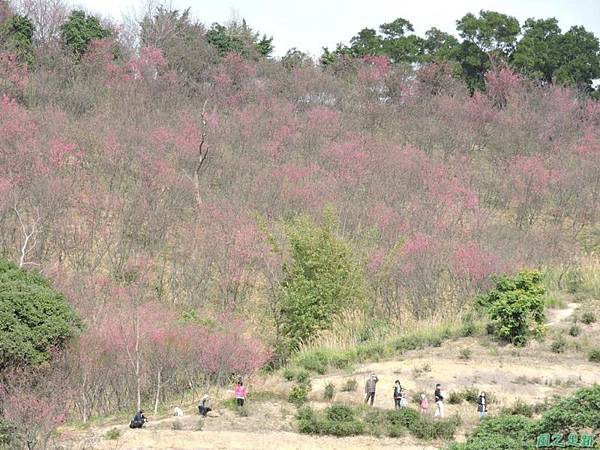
xmin=434 ymin=384 xmax=445 ymax=418
xmin=129 ymin=410 xmax=147 ymax=429
xmin=477 ymin=391 xmax=487 ymax=419
xmin=364 ymin=373 xmax=379 ymax=406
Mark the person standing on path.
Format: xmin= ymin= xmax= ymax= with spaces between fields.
xmin=364 ymin=373 xmax=379 ymax=406
xmin=434 ymin=383 xmax=445 ymax=418
xmin=235 ymin=381 xmax=248 ymax=407
xmin=477 ymin=391 xmax=487 ymax=419
xmin=393 ymin=380 xmax=403 ymax=409
xmin=419 ymin=393 xmax=429 ymax=415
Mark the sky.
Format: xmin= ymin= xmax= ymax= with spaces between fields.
xmin=73 ymin=0 xmax=600 ymax=58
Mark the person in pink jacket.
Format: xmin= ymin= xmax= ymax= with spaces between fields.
xmin=235 ymin=380 xmax=248 ymax=407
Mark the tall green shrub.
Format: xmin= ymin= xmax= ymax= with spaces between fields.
xmin=279 ymin=210 xmax=366 ymax=353
xmin=61 ymin=10 xmax=110 ymax=58
xmin=477 ymin=270 xmax=545 ymax=346
xmin=0 ymin=14 xmax=34 ymax=64
xmin=0 ymin=259 xmax=81 ymax=370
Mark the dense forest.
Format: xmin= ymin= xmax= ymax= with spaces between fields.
xmin=0 ymin=0 xmax=599 ymax=448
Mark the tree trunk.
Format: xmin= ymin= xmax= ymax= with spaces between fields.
xmin=153 ymin=369 xmax=161 ymax=414
xmin=135 ymin=313 xmax=141 ymax=412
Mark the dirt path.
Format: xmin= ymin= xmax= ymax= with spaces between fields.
xmin=82 ymin=429 xmax=438 ymax=450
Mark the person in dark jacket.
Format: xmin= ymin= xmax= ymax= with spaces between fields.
xmin=434 ymin=384 xmax=445 ymax=418
xmin=129 ymin=410 xmax=147 ymax=428
xmin=364 ymin=373 xmax=379 ymax=406
xmin=477 ymin=391 xmax=487 ymax=419
xmin=393 ymin=380 xmax=403 ymax=409
xmin=198 ymin=394 xmax=212 ymax=416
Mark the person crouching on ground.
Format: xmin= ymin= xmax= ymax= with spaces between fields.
xmin=129 ymin=410 xmax=147 ymax=428
xmin=198 ymin=394 xmax=212 ymax=416
xmin=364 ymin=373 xmax=378 ymax=406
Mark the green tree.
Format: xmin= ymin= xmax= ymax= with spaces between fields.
xmin=511 ymin=18 xmax=563 ymax=83
xmin=554 ymin=26 xmax=600 ymax=90
xmin=61 ymin=10 xmax=110 ymax=58
xmin=456 ymin=10 xmax=520 ymax=90
xmin=281 ymin=47 xmax=312 ymax=70
xmin=206 ymin=19 xmax=273 ymax=58
xmin=279 ymin=211 xmax=367 ymax=353
xmin=422 ymin=27 xmax=460 ymax=62
xmin=140 ymin=6 xmax=217 ymax=82
xmin=346 ymin=18 xmax=423 ymax=63
xmin=477 ymin=270 xmax=545 ymax=346
xmin=512 ymin=19 xmax=600 ymax=90
xmin=379 ymin=18 xmax=423 ymax=63
xmin=0 ymin=14 xmax=34 ymax=64
xmin=456 ymin=10 xmax=521 ymax=55
xmin=349 ymin=28 xmax=383 ymax=57
xmin=0 ymin=259 xmax=81 ymax=370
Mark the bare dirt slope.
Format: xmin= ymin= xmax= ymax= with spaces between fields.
xmin=60 ymin=303 xmax=598 ymax=450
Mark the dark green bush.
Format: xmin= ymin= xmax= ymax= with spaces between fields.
xmin=569 ymin=324 xmax=581 ymax=337
xmin=588 ymin=348 xmax=600 ymax=362
xmin=295 ymin=369 xmax=311 ymax=385
xmin=325 ymin=404 xmax=355 ymax=422
xmin=0 ymin=419 xmax=14 ymax=446
xmin=581 ymin=311 xmax=596 ymax=325
xmin=452 ymin=387 xmax=600 ymax=449
xmin=410 ymin=416 xmax=460 ymax=440
xmin=477 ymin=270 xmax=545 ymax=346
xmin=341 ymin=378 xmax=358 ymax=392
xmin=324 ymin=382 xmax=335 ymax=401
xmin=534 ymin=384 xmax=600 ymax=434
xmin=461 ymin=320 xmax=479 ymax=337
xmin=501 ymin=399 xmax=533 ymax=417
xmin=297 ymin=406 xmax=320 ymax=434
xmin=477 ymin=414 xmax=533 ymax=439
xmin=448 ymin=391 xmax=463 ymax=404
xmin=297 ymin=404 xmax=458 ymax=440
xmin=551 ymin=336 xmax=567 ymax=354
xmin=105 ymin=428 xmax=121 ymax=439
xmin=320 ymin=418 xmax=365 ymax=436
xmin=459 ymin=348 xmax=473 ymax=360
xmin=288 ymin=383 xmax=310 ymax=405
xmin=462 ymin=387 xmax=479 ymax=403
xmin=451 ymin=434 xmax=533 ymax=450
xmin=321 ymin=404 xmax=364 ymax=436
xmin=0 ymin=259 xmax=82 ymax=369
xmin=565 ymin=270 xmax=583 ymax=294
xmin=386 ymin=408 xmax=420 ymax=428
xmin=282 ymin=367 xmax=297 ymax=381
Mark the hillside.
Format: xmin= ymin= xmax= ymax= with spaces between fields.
xmin=1 ymin=2 xmax=600 ymax=449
